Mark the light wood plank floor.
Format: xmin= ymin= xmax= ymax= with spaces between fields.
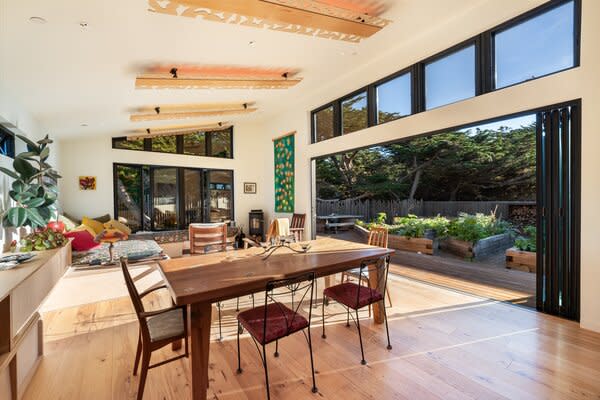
xmin=24 ymin=263 xmax=600 ymax=400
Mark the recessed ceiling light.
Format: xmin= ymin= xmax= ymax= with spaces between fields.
xmin=29 ymin=16 xmax=47 ymax=24
xmin=80 ymin=123 xmax=88 ymax=127
xmin=248 ymin=41 xmax=256 ymax=47
xmin=79 ymin=21 xmax=89 ymax=29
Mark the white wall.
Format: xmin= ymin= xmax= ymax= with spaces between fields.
xmin=260 ymin=0 xmax=600 ymax=332
xmin=57 ymin=121 xmax=270 ymax=230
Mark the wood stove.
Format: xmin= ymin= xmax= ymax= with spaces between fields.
xmin=248 ymin=209 xmax=265 ymax=241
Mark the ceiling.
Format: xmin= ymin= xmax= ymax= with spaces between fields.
xmin=0 ymin=0 xmax=544 ymax=139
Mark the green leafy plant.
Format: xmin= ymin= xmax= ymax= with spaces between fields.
xmin=0 ymin=134 xmax=61 ymax=229
xmin=375 ymin=212 xmax=387 ymax=224
xmin=19 ymin=228 xmax=68 ymax=252
xmin=447 ymin=212 xmax=513 ymax=243
xmin=514 ymin=225 xmax=536 ymax=252
xmin=390 ymin=215 xmax=450 ymax=238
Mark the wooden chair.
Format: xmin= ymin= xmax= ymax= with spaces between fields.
xmin=120 ymin=258 xmax=189 ymax=400
xmin=189 ymin=223 xmax=252 ymax=339
xmin=290 ymin=213 xmax=306 ymax=242
xmin=189 ymin=223 xmax=228 ymax=254
xmin=341 ymin=227 xmax=393 ymax=309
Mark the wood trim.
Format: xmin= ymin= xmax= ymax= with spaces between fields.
xmin=272 ymin=130 xmax=296 ymax=141
xmin=126 ymin=123 xmax=231 ymax=140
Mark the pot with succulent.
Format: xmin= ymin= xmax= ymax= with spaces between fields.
xmin=0 ymin=134 xmax=67 ymax=254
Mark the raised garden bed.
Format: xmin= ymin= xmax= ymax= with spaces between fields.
xmin=440 ymin=232 xmax=513 ymax=260
xmin=505 ymin=248 xmax=536 ymax=273
xmin=354 ymin=224 xmax=436 ymax=255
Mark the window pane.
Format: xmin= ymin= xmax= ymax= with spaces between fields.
xmin=314 ymin=106 xmax=334 ymax=142
xmin=376 ymin=72 xmax=411 ymax=124
xmin=114 ymin=137 xmax=144 ymax=151
xmin=342 ymin=91 xmax=367 ymax=134
xmin=115 ymin=165 xmax=142 ymax=232
xmin=210 ymin=130 xmax=232 ymax=158
xmin=208 ymin=170 xmax=233 ymax=222
xmin=494 ymin=1 xmax=574 ymax=89
xmin=151 ymin=135 xmax=177 ymax=153
xmin=183 ymin=169 xmax=203 ymax=225
xmin=183 ymin=132 xmax=206 ymax=156
xmin=152 ymin=168 xmax=178 ymax=230
xmin=425 ymin=45 xmax=475 ymax=110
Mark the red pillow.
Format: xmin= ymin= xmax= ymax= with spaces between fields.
xmin=64 ymin=230 xmax=100 ymax=252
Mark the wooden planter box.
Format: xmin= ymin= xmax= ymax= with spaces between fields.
xmin=353 ymin=224 xmax=436 ymax=255
xmin=441 ymin=232 xmax=513 ymax=260
xmin=505 ymin=247 xmax=537 ymax=273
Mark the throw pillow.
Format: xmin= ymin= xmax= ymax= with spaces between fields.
xmin=104 ymin=219 xmax=132 ymax=235
xmin=72 ymin=224 xmax=97 ymax=237
xmin=82 ymin=216 xmax=105 ymax=235
xmin=64 ymin=230 xmax=100 ymax=252
xmin=62 ymin=212 xmax=82 ymax=226
xmin=92 ymin=214 xmax=112 ymax=223
xmin=59 ymin=214 xmax=79 ymax=231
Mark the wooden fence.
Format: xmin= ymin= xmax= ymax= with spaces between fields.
xmin=316 ymin=198 xmax=535 ymax=223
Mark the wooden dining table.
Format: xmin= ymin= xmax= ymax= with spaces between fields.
xmin=158 ymin=237 xmax=394 ymax=400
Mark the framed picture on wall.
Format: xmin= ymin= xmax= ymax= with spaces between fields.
xmin=79 ymin=176 xmax=96 ymax=190
xmin=244 ymin=182 xmax=257 ymax=194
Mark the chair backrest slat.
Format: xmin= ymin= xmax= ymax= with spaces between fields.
xmin=290 ymin=213 xmax=306 ymax=229
xmin=368 ymin=226 xmax=388 ymax=248
xmin=189 ymin=223 xmax=227 ymax=254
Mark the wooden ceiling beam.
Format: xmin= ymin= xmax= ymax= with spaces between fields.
xmin=126 ymin=122 xmax=231 ymax=140
xmin=135 ymin=76 xmax=301 ymax=89
xmin=130 ymin=107 xmax=257 ymax=122
xmin=177 ymin=0 xmax=382 ymax=37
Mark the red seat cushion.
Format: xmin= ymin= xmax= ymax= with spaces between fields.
xmin=237 ymin=303 xmax=309 ymax=345
xmin=323 ymin=282 xmax=383 ymax=310
xmin=64 ymin=229 xmax=100 ymax=252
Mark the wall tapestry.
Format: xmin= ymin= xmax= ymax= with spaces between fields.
xmin=274 ymin=133 xmax=295 ymax=213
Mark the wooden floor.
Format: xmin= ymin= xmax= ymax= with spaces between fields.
xmin=23 ymin=262 xmax=600 ymax=400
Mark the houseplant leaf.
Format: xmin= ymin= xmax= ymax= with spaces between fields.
xmin=13 ymin=158 xmax=37 ymax=180
xmin=16 ymin=134 xmax=40 ymax=153
xmin=0 ymin=166 xmax=19 ymax=180
xmin=6 ymin=207 xmax=27 ymax=227
xmin=26 ymin=208 xmax=47 ymax=228
xmin=23 ymin=197 xmax=46 ymax=208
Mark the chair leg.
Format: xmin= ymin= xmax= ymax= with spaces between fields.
xmin=346 ymin=307 xmax=350 ymax=327
xmin=133 ymin=332 xmax=142 ymax=376
xmin=236 ymin=322 xmax=243 ymax=374
xmin=274 ymin=339 xmax=279 ymax=357
xmin=307 ymin=327 xmax=318 ymax=394
xmin=252 ymin=293 xmax=255 ymax=308
xmin=321 ymin=296 xmax=327 ymax=339
xmin=262 ymin=344 xmax=271 ymax=400
xmin=236 ymin=297 xmax=240 ymax=312
xmin=355 ymin=309 xmax=367 ymax=365
xmin=137 ymin=349 xmax=151 ymax=400
xmin=383 ymin=300 xmax=393 ymax=351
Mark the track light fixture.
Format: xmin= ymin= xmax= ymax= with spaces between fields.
xmin=243 ymin=103 xmax=248 ymax=109
xmin=146 ymin=128 xmax=151 ymax=134
xmin=169 ymin=67 xmax=178 ymax=78
xmin=155 ymin=107 xmax=161 ymax=114
xmin=282 ymin=72 xmax=289 ymax=79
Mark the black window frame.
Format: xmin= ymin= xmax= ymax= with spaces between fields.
xmin=340 ymin=87 xmax=369 ymax=135
xmin=490 ymin=0 xmax=580 ymax=91
xmin=372 ymin=67 xmax=413 ymax=125
xmin=0 ymin=125 xmax=16 ymax=159
xmin=310 ymin=0 xmax=580 ymax=144
xmin=113 ymin=162 xmax=235 ymax=232
xmin=112 ymin=126 xmax=234 ymax=159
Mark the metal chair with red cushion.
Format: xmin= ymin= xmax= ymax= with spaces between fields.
xmin=321 ymin=256 xmax=392 ymax=365
xmin=236 ymin=272 xmax=318 ymax=400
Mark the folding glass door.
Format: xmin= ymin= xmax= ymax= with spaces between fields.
xmin=536 ymin=102 xmax=581 ymax=320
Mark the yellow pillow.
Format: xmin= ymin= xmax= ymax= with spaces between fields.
xmin=82 ymin=216 xmax=105 ymax=235
xmin=72 ymin=224 xmax=97 ymax=238
xmin=103 ymin=219 xmax=132 ymax=235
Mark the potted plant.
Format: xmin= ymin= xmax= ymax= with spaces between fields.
xmin=0 ymin=134 xmax=65 ymax=251
xmin=442 ymin=212 xmax=514 ymax=260
xmin=506 ymin=225 xmax=537 ymax=272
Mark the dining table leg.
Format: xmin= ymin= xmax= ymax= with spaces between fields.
xmin=190 ymin=301 xmax=212 ymax=400
xmin=368 ymin=265 xmax=385 ymax=324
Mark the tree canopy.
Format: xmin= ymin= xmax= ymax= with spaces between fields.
xmin=316 ymin=122 xmax=536 ymax=202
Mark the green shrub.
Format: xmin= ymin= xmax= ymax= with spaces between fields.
xmin=390 ymin=214 xmax=450 ymax=238
xmin=375 ymin=212 xmax=387 ymax=224
xmin=514 ymin=225 xmax=536 ymax=252
xmin=447 ymin=212 xmax=513 ymax=243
